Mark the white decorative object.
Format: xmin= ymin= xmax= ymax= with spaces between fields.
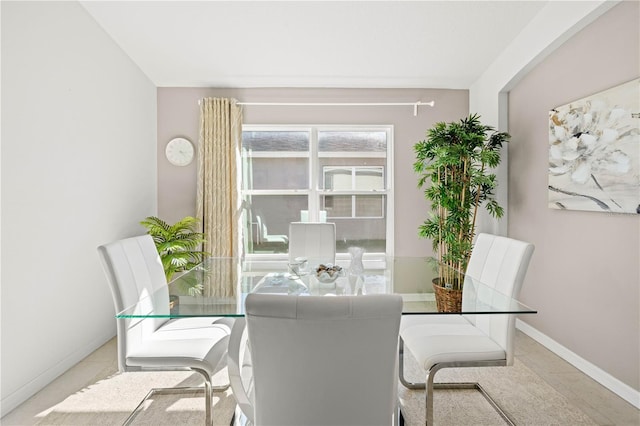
xmin=287 ymin=257 xmax=308 ymax=279
xmin=165 ymin=137 xmax=195 ymax=166
xmin=548 ymin=78 xmax=639 ymax=214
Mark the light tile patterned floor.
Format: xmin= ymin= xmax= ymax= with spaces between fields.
xmin=2 ymin=332 xmax=638 ymax=425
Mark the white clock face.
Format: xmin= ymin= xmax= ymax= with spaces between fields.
xmin=165 ymin=137 xmax=194 ymax=166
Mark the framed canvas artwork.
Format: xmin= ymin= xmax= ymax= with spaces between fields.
xmin=548 ymin=78 xmax=640 ymax=214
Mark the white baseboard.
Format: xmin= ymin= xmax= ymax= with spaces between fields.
xmin=0 ymin=330 xmax=116 ymax=417
xmin=401 ymin=293 xmax=435 ymax=302
xmin=516 ymin=319 xmax=640 ymax=409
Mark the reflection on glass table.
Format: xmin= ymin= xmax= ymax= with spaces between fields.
xmin=116 ymin=257 xmax=536 ymax=319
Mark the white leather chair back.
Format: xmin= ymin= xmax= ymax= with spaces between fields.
xmin=288 ymin=222 xmax=336 ymax=264
xmin=256 ymin=214 xmax=270 ymax=243
xmin=255 ymin=215 xmax=265 ymax=244
xmin=97 ymin=235 xmax=170 ymax=371
xmin=245 ymin=293 xmax=402 ymax=426
xmin=464 ymin=233 xmax=534 ymax=365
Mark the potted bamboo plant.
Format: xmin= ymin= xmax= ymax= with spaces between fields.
xmin=414 ymin=114 xmax=509 ymax=312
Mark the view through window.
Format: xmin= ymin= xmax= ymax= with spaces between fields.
xmin=241 ymin=125 xmax=393 ymax=259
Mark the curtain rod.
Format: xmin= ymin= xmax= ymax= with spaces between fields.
xmin=200 ymin=99 xmax=435 ymax=116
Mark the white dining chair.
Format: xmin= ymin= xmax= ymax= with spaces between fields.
xmin=97 ymin=235 xmax=233 ymax=425
xmin=288 ymin=222 xmax=336 ymax=264
xmin=399 ymin=233 xmax=534 ymax=425
xmin=231 ymin=293 xmax=403 ymax=426
xmin=256 ymin=214 xmax=288 ymax=245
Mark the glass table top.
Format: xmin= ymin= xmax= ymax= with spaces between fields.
xmin=116 ymin=257 xmax=536 ymax=318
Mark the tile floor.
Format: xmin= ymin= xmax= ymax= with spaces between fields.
xmin=513 ymin=332 xmax=639 ymax=426
xmin=2 ymin=331 xmax=639 ymax=425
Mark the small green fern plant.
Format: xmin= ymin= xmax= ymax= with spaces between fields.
xmin=140 ymin=216 xmax=209 ymax=281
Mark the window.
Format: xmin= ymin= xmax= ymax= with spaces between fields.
xmin=323 ymin=166 xmax=385 ymax=218
xmin=241 ymin=126 xmax=393 ymax=259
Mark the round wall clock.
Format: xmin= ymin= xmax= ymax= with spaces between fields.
xmin=165 ymin=137 xmax=194 ymax=166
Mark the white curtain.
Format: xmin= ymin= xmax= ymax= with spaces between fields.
xmin=197 ymin=97 xmax=243 ymax=296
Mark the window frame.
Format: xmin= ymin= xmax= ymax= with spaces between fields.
xmin=241 ymin=124 xmax=395 ymax=263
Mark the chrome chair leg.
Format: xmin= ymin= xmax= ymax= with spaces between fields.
xmin=398 ymin=344 xmax=515 ymax=426
xmin=230 ymin=403 xmax=252 ymax=426
xmin=399 ymin=338 xmax=426 ymax=389
xmin=202 ymin=371 xmax=213 ymax=426
xmin=423 ymin=361 xmax=515 ymax=426
xmin=123 ymin=368 xmax=228 ymax=426
xmin=397 ymin=403 xmax=405 ymax=426
xmin=425 ymin=364 xmax=436 ymax=426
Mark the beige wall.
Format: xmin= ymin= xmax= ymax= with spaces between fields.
xmin=157 ymin=88 xmax=468 ymax=256
xmin=509 ymin=1 xmax=639 ymax=391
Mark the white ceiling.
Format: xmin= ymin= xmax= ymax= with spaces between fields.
xmin=81 ymin=1 xmax=549 ymax=89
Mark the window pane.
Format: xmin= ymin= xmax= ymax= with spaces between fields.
xmin=324 ymin=167 xmax=352 ymax=190
xmin=318 ymin=131 xmax=387 ymax=152
xmin=242 ymin=131 xmax=309 ymax=152
xmin=246 ymin=157 xmax=308 ymax=190
xmin=243 ymin=195 xmax=308 ymax=254
xmin=323 ymin=195 xmax=352 ymax=218
xmin=355 ymin=195 xmax=384 ymax=217
xmin=355 ymin=168 xmax=384 ymax=190
xmin=335 ymin=218 xmax=386 ymax=254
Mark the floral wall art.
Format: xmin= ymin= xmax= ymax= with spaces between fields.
xmin=548 ymin=78 xmax=640 ymax=214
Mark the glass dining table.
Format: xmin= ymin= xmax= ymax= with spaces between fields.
xmin=116 ymin=256 xmax=537 ymax=319
xmin=116 ymin=256 xmax=536 ymax=425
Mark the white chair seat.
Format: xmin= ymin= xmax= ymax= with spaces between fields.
xmin=159 ymin=317 xmax=234 ymax=334
xmin=127 ymin=336 xmax=229 ymax=375
xmin=402 ymin=323 xmax=505 ymax=370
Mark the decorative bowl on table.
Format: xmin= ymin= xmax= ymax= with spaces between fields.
xmin=315 ymin=264 xmax=344 ymax=284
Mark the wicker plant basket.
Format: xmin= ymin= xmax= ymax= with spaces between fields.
xmin=432 ymin=278 xmax=462 ymax=313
